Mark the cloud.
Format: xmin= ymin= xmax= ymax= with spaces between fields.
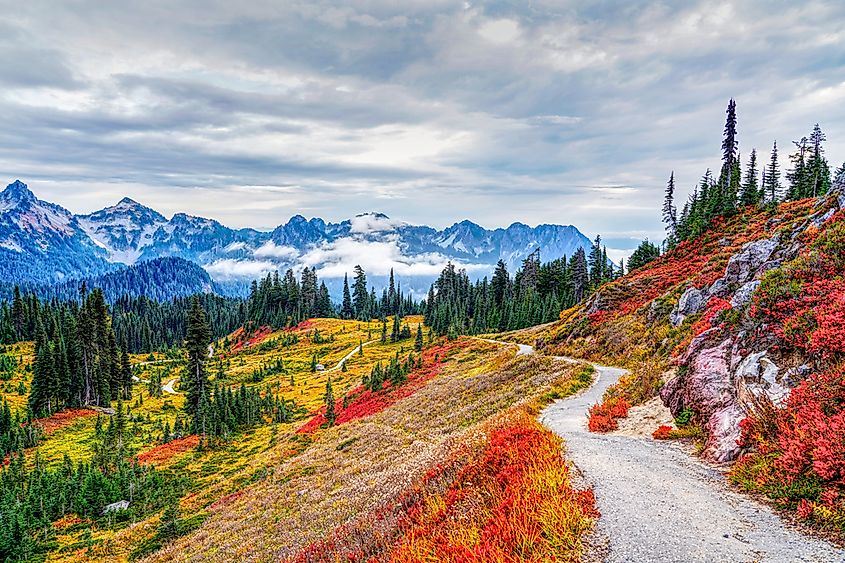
xmin=1 ymin=1 xmax=845 ymax=244
xmin=348 ymin=213 xmax=405 ymax=234
xmin=253 ymin=241 xmax=300 ymax=259
xmin=299 ymin=233 xmax=487 ymax=278
xmin=204 ymin=258 xmax=276 ymax=281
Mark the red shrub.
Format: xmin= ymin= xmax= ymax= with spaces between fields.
xmin=136 ymin=435 xmax=199 ymax=465
xmin=297 ymin=340 xmax=464 ymax=434
xmin=587 ymin=396 xmax=630 ymax=433
xmin=652 ymin=425 xmax=673 ymax=440
xmin=29 ymin=408 xmax=97 ymax=435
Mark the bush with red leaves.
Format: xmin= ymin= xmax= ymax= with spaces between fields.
xmin=587 ymin=396 xmax=630 ymax=433
xmin=652 ymin=425 xmax=673 ymax=440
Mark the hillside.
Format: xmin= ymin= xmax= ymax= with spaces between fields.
xmin=0 ymin=257 xmax=219 ymax=303
xmin=0 ymin=317 xmax=597 ymax=562
xmin=524 ymin=185 xmax=845 ymax=534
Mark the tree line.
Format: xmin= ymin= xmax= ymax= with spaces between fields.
xmin=663 ymin=99 xmax=843 ymax=247
xmin=424 ymin=244 xmax=620 ymax=338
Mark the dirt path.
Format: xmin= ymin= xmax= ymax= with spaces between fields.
xmin=325 ymin=339 xmax=377 ymax=373
xmin=162 ymin=378 xmax=178 ymax=395
xmin=489 ymin=340 xmax=844 ymax=562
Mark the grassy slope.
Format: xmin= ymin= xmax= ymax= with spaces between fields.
xmin=3 ymin=316 xmax=598 ymax=562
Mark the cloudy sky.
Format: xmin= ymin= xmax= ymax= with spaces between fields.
xmin=2 ymin=1 xmax=845 ymax=256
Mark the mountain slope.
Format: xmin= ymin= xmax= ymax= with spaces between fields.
xmin=525 ymin=185 xmax=845 ymax=535
xmin=0 ymin=180 xmax=113 ymax=283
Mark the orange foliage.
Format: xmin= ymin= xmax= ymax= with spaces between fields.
xmin=652 ymin=425 xmax=673 ymax=440
xmin=587 ymin=397 xmax=630 ymax=432
xmin=136 ymin=435 xmax=199 ymax=465
xmin=297 ymin=340 xmax=464 ymax=434
xmin=29 ymin=408 xmax=97 ymax=435
xmin=294 ymin=409 xmax=596 ymax=562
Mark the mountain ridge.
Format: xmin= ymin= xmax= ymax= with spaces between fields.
xmin=0 ymin=180 xmax=595 ymax=290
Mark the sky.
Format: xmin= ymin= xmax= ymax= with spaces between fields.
xmin=2 ymin=1 xmax=845 ymax=260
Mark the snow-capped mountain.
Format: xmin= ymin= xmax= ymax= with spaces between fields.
xmin=0 ymin=180 xmax=113 ymax=282
xmin=0 ymin=180 xmax=595 ymax=294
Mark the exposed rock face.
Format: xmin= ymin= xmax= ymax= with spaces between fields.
xmin=723 ymin=236 xmax=779 ymax=286
xmin=730 ymin=281 xmax=760 ymax=308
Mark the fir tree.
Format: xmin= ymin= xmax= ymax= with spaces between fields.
xmin=415 ymin=324 xmax=423 ymax=352
xmin=663 ymin=171 xmax=677 ymax=239
xmin=740 ymin=148 xmax=760 ymax=206
xmin=183 ymin=297 xmax=211 ymax=416
xmin=764 ymin=141 xmax=782 ymax=203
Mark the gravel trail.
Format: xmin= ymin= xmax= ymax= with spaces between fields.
xmin=492 ymin=340 xmax=844 ymax=562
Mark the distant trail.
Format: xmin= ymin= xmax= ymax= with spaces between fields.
xmin=326 ymin=340 xmax=377 ymax=373
xmin=161 ymin=378 xmax=178 ymax=395
xmin=485 ymin=339 xmax=844 ymax=562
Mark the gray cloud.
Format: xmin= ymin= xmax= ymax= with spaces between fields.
xmin=1 ymin=0 xmax=845 ymax=249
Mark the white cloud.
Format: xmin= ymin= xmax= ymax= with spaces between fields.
xmin=299 ymin=233 xmax=487 ymax=278
xmin=253 ymin=240 xmax=300 ymax=259
xmin=204 ymin=258 xmax=276 ymax=281
xmin=348 ymin=213 xmax=405 ymax=234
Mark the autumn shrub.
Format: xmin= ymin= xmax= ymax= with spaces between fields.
xmin=295 ymin=408 xmax=597 ymax=563
xmin=652 ymin=425 xmax=673 ymax=440
xmin=587 ymin=396 xmax=630 ymax=433
xmin=732 ymin=364 xmax=845 ymax=535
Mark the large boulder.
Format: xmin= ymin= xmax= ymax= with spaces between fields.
xmin=723 ymin=236 xmax=779 ymax=286
xmin=730 ymin=280 xmax=760 ymax=308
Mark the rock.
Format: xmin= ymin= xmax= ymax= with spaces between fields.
xmin=102 ymin=500 xmax=129 ymax=514
xmin=670 ymin=286 xmax=706 ymax=327
xmin=703 ymin=404 xmax=744 ymax=462
xmin=585 ymin=292 xmax=603 ymax=315
xmin=724 ymin=236 xmax=779 ymax=285
xmin=811 ymin=207 xmax=836 ymax=229
xmin=735 ymin=352 xmax=790 ymax=405
xmin=730 ymin=281 xmax=760 ymax=308
xmin=708 ymin=277 xmax=729 ymax=298
xmin=782 ymin=364 xmax=811 ymax=388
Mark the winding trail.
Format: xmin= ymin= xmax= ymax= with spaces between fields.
xmin=490 ymin=340 xmax=844 ymax=563
xmin=325 ymin=339 xmax=377 ymax=373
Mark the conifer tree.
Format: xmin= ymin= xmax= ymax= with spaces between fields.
xmin=764 ymin=141 xmax=782 ymax=203
xmin=663 ymin=171 xmax=677 ymax=239
xmin=415 ymin=324 xmax=423 ymax=352
xmin=740 ymin=149 xmax=760 ymax=206
xmin=351 ymin=266 xmax=369 ymax=320
xmin=183 ymin=297 xmax=211 ymax=416
xmin=340 ymin=275 xmax=353 ymax=320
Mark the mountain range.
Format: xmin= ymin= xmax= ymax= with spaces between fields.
xmin=0 ymin=180 xmax=594 ymax=296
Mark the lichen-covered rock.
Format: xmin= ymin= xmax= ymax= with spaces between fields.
xmin=703 ymin=404 xmax=744 ymax=462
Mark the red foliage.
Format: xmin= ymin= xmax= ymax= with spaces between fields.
xmin=136 ymin=435 xmax=199 ymax=465
xmin=28 ymin=408 xmax=97 ymax=435
xmin=652 ymin=425 xmax=673 ymax=440
xmin=690 ymin=297 xmax=732 ymax=337
xmin=229 ymin=325 xmax=274 ymax=352
xmin=751 ymin=210 xmax=845 ymax=360
xmin=585 ymin=199 xmax=817 ymax=321
xmin=772 ymin=367 xmax=845 ymax=484
xmin=286 ymin=319 xmax=316 ymax=333
xmin=587 ymin=396 xmax=630 ymax=433
xmin=297 ymin=340 xmax=464 ymax=434
xmin=294 ymin=411 xmax=596 ymax=562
